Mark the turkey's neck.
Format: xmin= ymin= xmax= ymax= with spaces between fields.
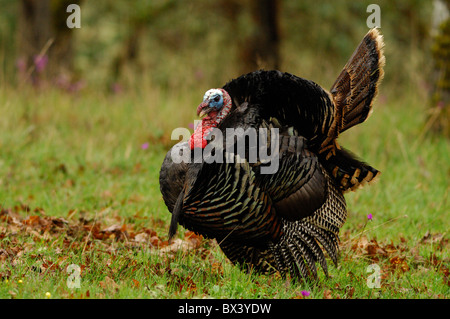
xmin=189 ymin=116 xmax=218 ymax=149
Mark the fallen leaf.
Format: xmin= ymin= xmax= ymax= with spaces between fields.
xmin=150 ymin=235 xmax=164 ymax=247
xmin=134 ymin=232 xmax=148 ymax=243
xmin=323 ymin=289 xmax=333 ymax=299
xmin=132 ymin=279 xmax=140 ymax=288
xmin=390 ymin=256 xmax=409 ymax=272
xmin=346 ymin=286 xmax=355 ymax=298
xmin=99 ymin=276 xmax=119 ymax=292
xmin=23 ymin=215 xmax=40 ymax=226
xmin=159 ymin=238 xmax=198 ymax=254
xmin=102 ymin=224 xmax=122 ymax=233
xmin=52 ymin=218 xmax=69 ymax=228
xmin=367 ymin=239 xmax=388 ymax=258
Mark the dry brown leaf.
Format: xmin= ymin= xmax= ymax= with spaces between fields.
xmin=102 ymin=224 xmax=122 ymax=233
xmin=367 ymin=243 xmax=388 ymax=257
xmin=159 ymin=238 xmax=198 ymax=254
xmin=99 ymin=276 xmax=119 ymax=291
xmin=134 ymin=232 xmax=149 ymax=243
xmin=23 ymin=215 xmax=40 ymax=226
xmin=52 ymin=217 xmax=69 ymax=227
xmin=150 ymin=235 xmax=164 ymax=247
xmin=132 ymin=279 xmax=140 ymax=288
xmin=184 ymin=231 xmax=204 ymax=249
xmin=323 ymin=289 xmax=333 ymax=299
xmin=346 ymin=286 xmax=355 ymax=298
xmin=390 ymin=256 xmax=409 ymax=272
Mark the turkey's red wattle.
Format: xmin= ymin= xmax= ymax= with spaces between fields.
xmin=189 ymin=118 xmax=217 ymax=150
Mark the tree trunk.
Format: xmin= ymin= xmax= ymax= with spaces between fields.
xmin=239 ymin=0 xmax=281 ymax=73
xmin=429 ymin=0 xmax=450 ymax=137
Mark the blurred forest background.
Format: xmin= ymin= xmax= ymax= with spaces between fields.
xmin=0 ymin=0 xmax=448 ymax=133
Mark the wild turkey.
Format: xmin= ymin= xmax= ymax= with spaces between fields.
xmin=159 ymin=28 xmax=385 ymax=280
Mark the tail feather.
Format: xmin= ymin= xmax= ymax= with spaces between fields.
xmin=283 ymin=241 xmax=305 ymax=279
xmin=332 ymin=28 xmax=385 ymax=132
xmin=301 ymin=224 xmax=338 ymax=266
xmin=322 ymin=147 xmax=380 ymax=192
xmin=293 ymin=232 xmax=323 ymax=277
xmin=268 ymin=220 xmax=339 ymax=281
xmin=288 ymin=234 xmax=318 ymax=279
xmin=322 ymin=28 xmax=385 ymax=149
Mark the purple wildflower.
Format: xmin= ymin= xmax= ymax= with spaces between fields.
xmin=301 ymin=290 xmax=310 ymax=297
xmin=141 ymin=142 xmax=149 ymax=150
xmin=367 ymin=213 xmax=373 ymax=221
xmin=33 ymin=55 xmax=48 ymax=73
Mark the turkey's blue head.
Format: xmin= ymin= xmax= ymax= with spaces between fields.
xmin=197 ymin=89 xmax=223 ymax=116
xmin=190 ymin=88 xmax=232 ymax=149
xmin=196 ymin=89 xmax=231 ymax=120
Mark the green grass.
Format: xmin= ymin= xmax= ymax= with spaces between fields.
xmin=0 ymin=83 xmax=448 ymax=299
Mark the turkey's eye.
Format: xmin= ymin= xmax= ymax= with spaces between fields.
xmin=214 ymin=96 xmax=221 ymax=102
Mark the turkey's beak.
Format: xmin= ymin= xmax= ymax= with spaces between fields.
xmin=197 ymin=100 xmax=211 ymax=118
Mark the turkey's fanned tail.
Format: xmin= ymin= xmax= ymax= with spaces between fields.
xmin=322 ymin=28 xmax=385 ymax=150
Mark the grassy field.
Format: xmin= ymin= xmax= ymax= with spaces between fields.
xmin=0 ymin=80 xmax=448 ymax=300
